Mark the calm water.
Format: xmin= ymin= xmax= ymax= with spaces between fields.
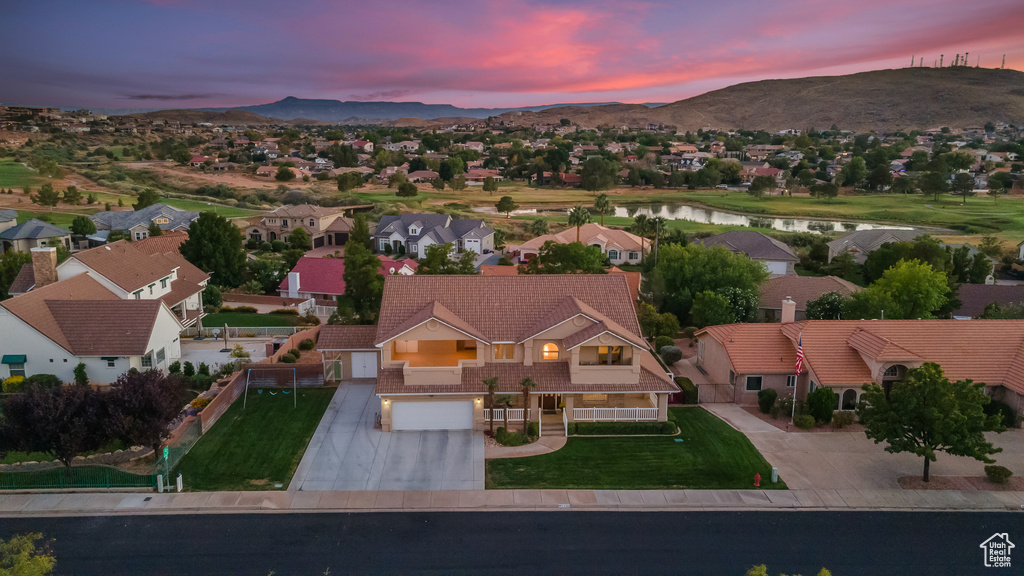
xmin=474 ymin=203 xmax=913 ymax=234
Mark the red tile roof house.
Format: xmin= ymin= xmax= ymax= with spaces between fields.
xmin=324 ymin=275 xmax=678 ymax=432
xmin=0 ymin=247 xmax=187 ymax=384
xmin=277 ymin=256 xmax=417 ymax=304
xmin=695 ymin=317 xmax=1024 ymax=416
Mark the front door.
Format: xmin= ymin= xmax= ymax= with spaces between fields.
xmin=541 ymin=394 xmax=561 ymax=411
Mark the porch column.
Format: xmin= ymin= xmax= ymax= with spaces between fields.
xmin=530 ymin=394 xmax=541 ymax=422
xmin=657 ymin=393 xmax=668 ymax=422
xmin=565 ymin=395 xmax=575 ymax=422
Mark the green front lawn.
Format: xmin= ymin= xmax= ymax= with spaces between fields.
xmin=175 ymin=387 xmax=335 ymax=491
xmin=0 ymin=161 xmax=41 ymax=188
xmin=202 ymin=312 xmax=302 ymax=327
xmin=486 ymin=407 xmax=785 ymax=490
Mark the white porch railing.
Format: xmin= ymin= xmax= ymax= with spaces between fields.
xmin=484 ymin=408 xmax=525 ymax=422
xmin=573 ymin=407 xmax=659 ymax=421
xmin=181 ymin=326 xmax=302 ymax=338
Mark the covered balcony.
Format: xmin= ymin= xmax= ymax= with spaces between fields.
xmin=390 ymin=339 xmax=478 ymax=367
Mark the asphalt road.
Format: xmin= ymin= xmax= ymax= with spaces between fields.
xmin=1 ymin=511 xmax=1021 ymax=576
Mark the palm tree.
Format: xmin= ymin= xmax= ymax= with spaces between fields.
xmin=567 ymin=205 xmax=591 ymax=243
xmin=496 ymin=395 xmax=513 ymax=431
xmin=593 ymin=193 xmax=612 ymax=226
xmin=529 ymin=218 xmax=549 ymax=237
xmin=484 ymin=377 xmax=499 ymax=434
xmin=650 ymin=216 xmax=667 ymax=265
xmin=632 ymin=213 xmax=651 ymax=256
xmin=519 ymin=377 xmax=537 ymax=435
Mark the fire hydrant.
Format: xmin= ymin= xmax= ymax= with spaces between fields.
xmin=754 ymin=473 xmax=761 ymax=487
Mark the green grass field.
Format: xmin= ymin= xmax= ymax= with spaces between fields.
xmin=15 ymin=209 xmax=96 ymax=228
xmin=486 ymin=407 xmax=785 ymax=490
xmin=0 ymin=161 xmax=41 ymax=189
xmin=175 ymin=387 xmax=335 ymax=491
xmin=85 ymin=190 xmax=261 ymax=219
xmin=202 ymin=312 xmax=302 ymax=327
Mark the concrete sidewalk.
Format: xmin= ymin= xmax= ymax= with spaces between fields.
xmin=1 ymin=486 xmax=1021 ymax=517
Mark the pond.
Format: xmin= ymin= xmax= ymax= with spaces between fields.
xmin=473 ymin=203 xmax=914 ymax=234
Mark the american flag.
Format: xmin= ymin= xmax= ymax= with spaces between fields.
xmin=794 ymin=336 xmax=805 ymax=375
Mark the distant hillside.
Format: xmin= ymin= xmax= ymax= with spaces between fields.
xmin=126 ymin=109 xmax=285 ymax=125
xmin=217 ymin=96 xmax=629 ymax=122
xmin=494 ymin=67 xmax=1024 ymax=132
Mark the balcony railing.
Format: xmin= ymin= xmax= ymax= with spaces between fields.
xmin=484 ymin=408 xmax=525 ymax=422
xmin=573 ymin=407 xmax=658 ymax=421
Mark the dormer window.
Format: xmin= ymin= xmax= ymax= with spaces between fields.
xmin=309 ymin=219 xmax=315 ymax=227
xmin=408 ymin=226 xmax=419 ymax=235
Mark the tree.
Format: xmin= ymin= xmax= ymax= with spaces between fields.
xmin=0 ymin=251 xmax=31 ymax=300
xmin=147 ymin=222 xmax=163 ymax=237
xmin=890 ymin=177 xmax=916 ymax=195
xmin=275 ymin=166 xmax=296 ymax=182
xmin=181 ymin=212 xmax=246 ymax=287
xmin=482 ymin=177 xmax=498 ymax=194
xmin=858 ymin=362 xmax=1004 ymax=481
xmin=865 ymin=259 xmax=950 ymax=319
xmin=438 ymin=160 xmax=454 ymax=182
xmin=431 ymin=178 xmax=446 ymax=191
xmin=63 ymin=185 xmax=82 ymax=205
xmin=337 ymin=213 xmax=384 ymax=324
xmin=519 ymin=377 xmax=536 ymax=435
xmin=592 ymin=193 xmax=612 ymax=225
xmin=631 ymin=214 xmax=651 ymax=255
xmin=749 ymin=175 xmax=776 ymax=198
xmin=717 ymin=286 xmax=759 ymax=323
xmin=580 ymin=157 xmax=618 ymax=193
xmin=30 ymin=183 xmax=60 ymax=207
xmin=0 ymin=384 xmax=105 ymax=467
xmin=495 ymin=196 xmax=518 ymax=219
xmin=809 ymin=182 xmax=838 ymax=202
xmin=484 ymin=377 xmax=499 ymax=434
xmin=918 ymin=171 xmax=948 ymax=201
xmin=449 ymin=175 xmax=467 ymax=191
xmin=73 ymin=362 xmax=88 ymax=387
xmin=202 ymin=283 xmax=222 ymax=309
xmin=528 ymin=219 xmax=549 ymax=237
xmin=396 ymin=181 xmax=418 ymax=197
xmin=655 ymin=244 xmax=769 ymax=324
xmin=838 ymin=157 xmax=867 ymax=187
xmin=134 ymin=188 xmax=160 ymax=210
xmin=862 ymin=236 xmax=950 ymax=284
xmin=951 ymin=172 xmax=975 ymax=203
xmin=416 ymin=243 xmax=477 ymax=275
xmin=866 ymin=165 xmax=893 ymax=191
xmin=107 ymin=370 xmax=186 ymax=458
xmin=0 ymin=533 xmax=56 ymax=575
xmin=637 ymin=302 xmax=680 ymax=340
xmin=337 ymin=172 xmax=363 ymax=191
xmin=288 ymin=227 xmax=311 ymax=251
xmin=69 ymin=215 xmax=96 ymax=237
xmin=567 ymin=205 xmax=591 ymax=242
xmin=805 ymin=291 xmax=846 ymax=320
xmin=691 ymin=290 xmax=736 ymax=328
xmin=522 ymin=241 xmax=607 ymax=275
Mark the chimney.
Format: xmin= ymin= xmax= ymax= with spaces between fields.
xmin=31 ymin=247 xmax=58 ymax=289
xmin=781 ymin=296 xmax=796 ymax=324
xmin=287 ymin=271 xmax=300 ymax=299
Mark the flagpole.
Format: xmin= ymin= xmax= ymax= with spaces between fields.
xmin=792 ymin=334 xmax=804 ymax=423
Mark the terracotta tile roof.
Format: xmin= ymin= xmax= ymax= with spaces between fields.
xmin=133 ymin=232 xmax=210 ymax=306
xmin=953 ymin=284 xmax=1024 ymax=318
xmin=607 ymin=266 xmax=641 ymax=302
xmin=325 ymin=217 xmax=354 ymax=232
xmin=318 ymin=325 xmax=378 ymax=350
xmin=758 ymin=275 xmax=861 ymax=310
xmin=700 ymin=319 xmax=1024 ymax=393
xmin=517 ymin=223 xmax=644 ymax=253
xmin=131 ymin=231 xmax=189 ymax=255
xmin=375 ymin=275 xmax=642 ymax=346
xmin=479 ymin=264 xmax=520 ymax=276
xmin=375 ymin=359 xmax=678 ymax=395
xmin=383 ymin=300 xmax=489 ymax=344
xmin=561 ymin=320 xmax=646 ymax=350
xmin=68 ymin=241 xmax=178 ymax=293
xmin=8 ymin=263 xmax=34 ymax=295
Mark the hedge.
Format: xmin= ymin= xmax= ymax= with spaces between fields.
xmin=570 ymin=421 xmax=676 ymax=435
xmin=271 ymin=308 xmax=300 ymax=315
xmin=495 ymin=427 xmax=531 ymax=446
xmin=676 ymin=377 xmax=698 ymax=404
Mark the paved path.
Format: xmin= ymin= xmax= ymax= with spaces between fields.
xmin=291 ymin=383 xmax=484 ymax=491
xmin=486 ymin=435 xmax=567 ymax=459
xmin=703 ymin=403 xmax=1024 ymax=491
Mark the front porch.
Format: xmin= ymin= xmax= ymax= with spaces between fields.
xmin=484 ymin=392 xmax=665 ymax=423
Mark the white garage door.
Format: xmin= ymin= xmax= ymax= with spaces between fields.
xmin=392 ymin=401 xmax=474 ymax=431
xmin=765 ymin=261 xmax=788 ymax=275
xmin=351 ymin=352 xmax=378 ymax=378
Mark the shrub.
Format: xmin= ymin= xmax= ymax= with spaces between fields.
xmin=806 ymin=387 xmax=837 ymax=424
xmin=298 ymin=312 xmax=321 ymax=326
xmin=270 ymin=308 xmax=299 ymax=315
xmin=983 ymin=399 xmax=1017 ymax=428
xmin=183 ymin=361 xmax=195 ymax=378
xmin=659 ymin=345 xmax=682 ymax=365
xmin=288 ymin=348 xmax=301 ymax=359
xmin=573 ymin=421 xmax=676 ymax=435
xmin=676 ymin=377 xmax=698 ymax=404
xmin=23 ymin=374 xmax=61 ymax=388
xmin=190 ymin=397 xmax=213 ymax=410
xmin=757 ymin=388 xmax=778 ymax=414
xmin=831 ymin=410 xmax=855 ymax=429
xmin=198 ymin=362 xmax=210 ymax=376
xmin=168 ymin=361 xmax=181 ymax=374
xmin=2 ymin=375 xmax=25 ymax=393
xmin=280 ymin=353 xmax=297 ymax=363
xmin=793 ymin=414 xmax=816 ymax=429
xmin=190 ymin=374 xmax=214 ymax=391
xmin=73 ymin=362 xmax=89 ymax=386
xmin=984 ymin=464 xmax=1013 ymax=484
xmin=653 ymin=335 xmax=674 ymax=350
xmin=298 ymin=338 xmax=316 ymax=351
xmin=566 ymin=422 xmax=578 ymax=435
xmin=245 ymin=239 xmax=258 ymax=249
xmin=229 ymin=344 xmax=251 ymax=359
xmin=219 ymin=306 xmax=234 ymax=313
xmin=527 ymin=421 xmax=539 ymax=437
xmin=494 ymin=427 xmax=531 ymax=447
xmin=260 ymin=241 xmax=272 ymax=252
xmin=682 ymin=326 xmax=698 ymax=339
xmin=270 ymin=240 xmax=286 ymax=252
xmin=233 ymin=306 xmax=258 ymax=314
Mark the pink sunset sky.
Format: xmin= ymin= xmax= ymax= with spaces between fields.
xmin=2 ymin=0 xmax=1023 ymax=109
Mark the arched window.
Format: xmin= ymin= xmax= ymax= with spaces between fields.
xmin=842 ymin=389 xmax=857 ymax=410
xmin=542 ymin=343 xmax=559 ymax=360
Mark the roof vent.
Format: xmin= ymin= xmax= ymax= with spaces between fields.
xmin=104 ymin=246 xmax=111 ymax=250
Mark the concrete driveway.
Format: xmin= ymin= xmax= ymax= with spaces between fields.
xmin=291 ymin=383 xmax=484 ymax=491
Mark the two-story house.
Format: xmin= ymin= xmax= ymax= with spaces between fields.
xmin=90 ymin=203 xmax=199 ymax=241
xmin=331 ymin=275 xmax=678 ymax=432
xmin=373 ymin=213 xmax=494 ymax=259
xmin=0 ymin=247 xmax=185 ymax=384
xmin=245 ymin=204 xmax=354 ymax=248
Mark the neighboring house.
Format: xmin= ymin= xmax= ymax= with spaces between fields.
xmin=0 ymin=248 xmax=184 ymax=384
xmin=277 ymin=255 xmax=417 ymax=303
xmin=697 ymin=230 xmax=798 ymax=275
xmin=516 ymin=223 xmax=645 ymax=266
xmin=373 ymin=213 xmax=494 ymax=259
xmin=0 ymin=209 xmax=17 ymax=236
xmin=695 ymin=319 xmax=1024 ymax=414
xmin=336 ymin=274 xmax=678 ymax=431
xmin=407 ymin=170 xmax=439 ymax=183
xmin=90 ymin=203 xmax=200 ymax=241
xmin=758 ymin=275 xmax=861 ymax=322
xmin=952 ymin=284 xmax=1024 ymax=319
xmin=826 ymin=229 xmax=922 ymax=264
xmin=0 ymin=219 xmax=71 ymax=254
xmin=245 ymin=204 xmax=354 ymax=248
